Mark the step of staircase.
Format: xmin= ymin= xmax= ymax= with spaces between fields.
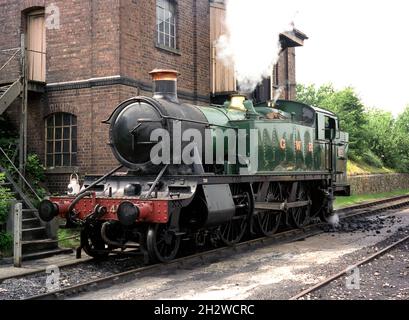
xmin=22 ymin=226 xmax=48 ymax=241
xmin=21 ymin=209 xmax=61 ymax=254
xmin=1 ymin=165 xmax=63 ymax=260
xmin=22 ymin=208 xmax=39 ymax=219
xmin=21 ymin=248 xmax=74 ymax=262
xmin=22 ymin=217 xmax=41 ymax=229
xmin=22 ymin=239 xmax=61 ymax=255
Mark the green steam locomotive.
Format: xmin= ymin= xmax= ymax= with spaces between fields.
xmin=39 ymin=69 xmax=349 ymax=263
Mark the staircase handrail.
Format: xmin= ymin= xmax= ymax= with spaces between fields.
xmin=0 ymin=146 xmax=41 ymax=202
xmin=0 ymin=48 xmax=21 ymax=74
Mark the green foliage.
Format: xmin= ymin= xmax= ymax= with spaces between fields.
xmin=26 ymin=154 xmax=46 ymax=182
xmin=58 ymin=228 xmax=80 ymax=249
xmin=361 ymin=150 xmax=384 ymax=169
xmin=394 ymin=106 xmax=409 ymax=172
xmin=347 ymin=159 xmax=395 ymax=176
xmin=0 ymin=173 xmax=15 ymax=224
xmin=25 ymin=154 xmax=48 ymax=206
xmin=0 ymin=115 xmax=19 ymax=173
xmin=0 ymin=165 xmax=13 ymax=253
xmin=364 ymin=109 xmax=399 ymax=169
xmin=0 ymin=115 xmax=49 ymax=206
xmin=334 ymin=189 xmax=409 ymax=209
xmin=296 ymin=83 xmax=335 ymax=107
xmin=297 ymin=84 xmax=409 ymax=172
xmin=0 ymin=231 xmax=13 ymax=253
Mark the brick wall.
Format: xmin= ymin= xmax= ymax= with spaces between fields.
xmin=1 ymin=0 xmax=212 ymax=193
xmin=120 ymin=0 xmax=210 ymax=104
xmin=275 ymin=47 xmax=297 ymax=100
xmin=1 ymin=0 xmax=303 ymax=194
xmin=0 ymin=1 xmax=24 ymax=83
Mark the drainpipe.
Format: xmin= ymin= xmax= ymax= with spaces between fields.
xmin=19 ymin=33 xmax=28 ymax=186
xmin=285 ymin=48 xmax=290 ymax=100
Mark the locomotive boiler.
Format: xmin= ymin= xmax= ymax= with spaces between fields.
xmin=39 ymin=69 xmax=349 ymax=263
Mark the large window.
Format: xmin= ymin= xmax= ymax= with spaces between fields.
xmin=46 ymin=113 xmax=77 ymax=168
xmin=156 ymin=0 xmax=177 ymax=49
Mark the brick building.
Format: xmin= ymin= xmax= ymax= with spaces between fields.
xmin=0 ymin=0 xmax=307 ymax=193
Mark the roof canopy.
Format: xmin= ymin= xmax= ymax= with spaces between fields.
xmin=280 ymin=29 xmax=309 ymax=48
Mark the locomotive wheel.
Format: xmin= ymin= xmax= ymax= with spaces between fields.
xmin=256 ymin=183 xmax=283 ymax=236
xmin=289 ymin=184 xmax=311 ymax=229
xmin=219 ymin=217 xmax=247 ymax=246
xmin=219 ymin=185 xmax=252 ymax=246
xmin=81 ymin=228 xmax=110 ymax=259
xmin=147 ymin=224 xmax=181 ymax=263
xmin=257 ymin=211 xmax=281 ymax=237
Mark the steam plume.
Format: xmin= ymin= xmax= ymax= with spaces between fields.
xmin=217 ymin=0 xmax=300 ymax=93
xmin=328 ymin=214 xmax=340 ymax=227
xmin=272 ymin=86 xmax=284 ymax=105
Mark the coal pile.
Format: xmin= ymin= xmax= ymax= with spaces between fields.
xmin=323 ymin=215 xmax=402 ymax=234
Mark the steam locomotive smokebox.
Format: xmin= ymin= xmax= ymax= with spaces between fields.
xmin=106 ymin=70 xmax=208 ymax=172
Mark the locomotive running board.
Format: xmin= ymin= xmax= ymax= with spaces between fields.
xmin=255 ymin=200 xmax=311 ymax=212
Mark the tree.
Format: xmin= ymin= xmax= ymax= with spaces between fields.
xmin=364 ymin=109 xmax=398 ymax=168
xmin=297 ymin=84 xmax=409 ymax=172
xmin=395 ymin=106 xmax=409 ymax=171
xmin=296 ymin=84 xmax=368 ymax=158
xmin=296 ymin=83 xmax=335 ymax=107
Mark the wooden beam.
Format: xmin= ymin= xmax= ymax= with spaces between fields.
xmin=13 ymin=202 xmax=23 ymax=268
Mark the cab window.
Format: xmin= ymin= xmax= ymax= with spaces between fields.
xmin=325 ymin=117 xmax=336 ymax=140
xmin=317 ymin=113 xmax=337 ymax=140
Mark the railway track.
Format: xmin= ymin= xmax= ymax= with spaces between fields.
xmin=289 ymin=234 xmax=409 ymax=300
xmin=17 ymin=194 xmax=409 ymax=300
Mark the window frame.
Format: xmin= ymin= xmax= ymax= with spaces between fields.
xmin=156 ymin=0 xmax=178 ymax=51
xmin=45 ymin=113 xmax=78 ymax=168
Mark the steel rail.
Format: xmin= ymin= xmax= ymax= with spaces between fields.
xmin=4 ymin=193 xmax=406 ymax=285
xmin=289 ymin=234 xmax=409 ymax=300
xmin=22 ymin=194 xmax=409 ymax=300
xmin=27 ymin=226 xmax=323 ymax=300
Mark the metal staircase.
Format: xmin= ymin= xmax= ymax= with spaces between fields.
xmin=1 ymin=166 xmax=58 ymax=258
xmin=0 ymin=40 xmax=69 ymax=261
xmin=0 ymin=161 xmax=71 ymax=261
xmin=0 ymin=79 xmax=22 ymax=116
xmin=0 ymin=46 xmax=23 ymax=116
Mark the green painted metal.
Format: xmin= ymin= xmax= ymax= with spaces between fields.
xmin=198 ymin=99 xmax=348 ymax=178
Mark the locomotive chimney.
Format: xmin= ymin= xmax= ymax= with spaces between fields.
xmin=149 ymin=69 xmax=180 ymax=103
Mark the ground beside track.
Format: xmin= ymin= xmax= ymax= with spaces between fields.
xmin=0 ymin=253 xmax=90 ymax=281
xmin=0 ymin=253 xmax=145 ymax=300
xmin=301 ymin=241 xmax=409 ymax=300
xmin=73 ymin=208 xmax=409 ymax=300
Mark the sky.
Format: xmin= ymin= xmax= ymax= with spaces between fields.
xmin=293 ymin=0 xmax=409 ymax=115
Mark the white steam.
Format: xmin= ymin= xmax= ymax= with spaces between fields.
xmin=272 ymin=86 xmax=284 ymax=105
xmin=217 ymin=0 xmax=301 ymax=93
xmin=328 ymin=214 xmax=340 ymax=228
